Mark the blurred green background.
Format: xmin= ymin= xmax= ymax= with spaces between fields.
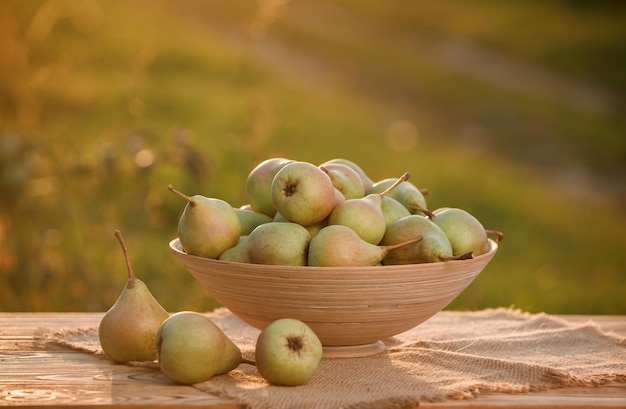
xmin=1 ymin=0 xmax=624 ymax=314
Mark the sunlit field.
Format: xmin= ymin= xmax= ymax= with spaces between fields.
xmin=1 ymin=0 xmax=625 ymax=314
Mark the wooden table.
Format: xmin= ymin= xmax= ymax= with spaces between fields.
xmin=1 ymin=313 xmax=624 ymax=408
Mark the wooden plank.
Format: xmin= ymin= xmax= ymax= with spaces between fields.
xmin=0 ymin=359 xmax=239 ymax=407
xmin=421 ymin=385 xmax=626 ymax=408
xmin=0 ymin=313 xmax=242 ymax=408
xmin=0 ymin=313 xmax=624 ymax=408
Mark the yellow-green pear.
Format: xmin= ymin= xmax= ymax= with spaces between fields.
xmin=246 ymin=157 xmax=293 ymax=217
xmin=432 ymin=207 xmax=490 ymax=256
xmin=320 ymin=163 xmax=365 ymax=200
xmin=99 ymin=230 xmax=170 ymax=363
xmin=255 ymin=318 xmax=322 ymax=386
xmin=381 ymin=215 xmax=457 ymax=264
xmin=156 ymin=311 xmax=242 ymax=384
xmin=328 ymin=172 xmax=409 ymax=244
xmin=319 ymin=158 xmax=374 ymax=191
xmin=218 ymin=236 xmax=251 ymax=263
xmin=247 ymin=222 xmax=312 ymax=266
xmin=271 ymin=161 xmax=337 ymax=227
xmin=234 ymin=206 xmax=273 ymax=235
xmin=308 ymin=225 xmax=423 ymax=267
xmin=168 ymin=184 xmax=241 ymax=259
xmin=368 ymin=178 xmax=433 ymax=218
xmin=381 ymin=196 xmax=410 ymax=226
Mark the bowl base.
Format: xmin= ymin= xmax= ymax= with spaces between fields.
xmin=322 ymin=341 xmax=386 ymax=358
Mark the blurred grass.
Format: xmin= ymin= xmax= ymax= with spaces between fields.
xmin=1 ymin=0 xmax=624 ymax=314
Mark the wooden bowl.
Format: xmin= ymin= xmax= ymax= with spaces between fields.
xmin=169 ymin=238 xmax=498 ymax=357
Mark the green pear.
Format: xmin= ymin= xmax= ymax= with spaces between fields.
xmin=432 ymin=207 xmax=490 ymax=256
xmin=247 ymin=222 xmax=312 ymax=266
xmin=368 ymin=178 xmax=433 ymax=218
xmin=271 ymin=161 xmax=337 ymax=226
xmin=319 ymin=158 xmax=374 ymax=191
xmin=328 ymin=172 xmax=409 ymax=244
xmin=168 ymin=184 xmax=241 ymax=259
xmin=381 ymin=196 xmax=411 ymax=226
xmin=381 ymin=215 xmax=457 ymax=264
xmin=319 ymin=163 xmax=365 ymax=200
xmin=218 ymin=236 xmax=251 ymax=263
xmin=99 ymin=230 xmax=170 ymax=363
xmin=308 ymin=225 xmax=423 ymax=267
xmin=155 ymin=311 xmax=242 ymax=384
xmin=255 ymin=318 xmax=322 ymax=386
xmin=246 ymin=157 xmax=292 ymax=217
xmin=234 ymin=206 xmax=273 ymax=236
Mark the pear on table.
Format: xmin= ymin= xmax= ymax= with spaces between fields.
xmin=98 ymin=230 xmax=170 ymax=363
xmin=255 ymin=318 xmax=322 ymax=386
xmin=155 ymin=311 xmax=242 ymax=384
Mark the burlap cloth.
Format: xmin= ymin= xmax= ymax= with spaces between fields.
xmin=47 ymin=307 xmax=626 ymax=409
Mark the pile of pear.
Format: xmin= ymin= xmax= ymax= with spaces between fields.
xmin=170 ymin=158 xmax=503 ymax=267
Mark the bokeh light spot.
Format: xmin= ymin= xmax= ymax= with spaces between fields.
xmin=385 ymin=120 xmax=419 ymax=153
xmin=135 ymin=149 xmax=155 ymax=168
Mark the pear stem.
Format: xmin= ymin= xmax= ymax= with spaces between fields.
xmin=446 ymin=252 xmax=475 ymax=261
xmin=485 ymin=229 xmax=504 ymax=242
xmin=380 ymin=172 xmax=410 ymax=198
xmin=168 ymin=184 xmax=193 ymax=203
xmin=418 ymin=206 xmax=435 ymax=219
xmin=115 ymin=230 xmax=136 ymax=282
xmin=406 ymin=200 xmax=435 ymax=219
xmin=384 ymin=235 xmax=423 ymax=252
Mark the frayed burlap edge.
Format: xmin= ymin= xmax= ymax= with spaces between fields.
xmin=40 ymin=326 xmax=159 ymax=369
